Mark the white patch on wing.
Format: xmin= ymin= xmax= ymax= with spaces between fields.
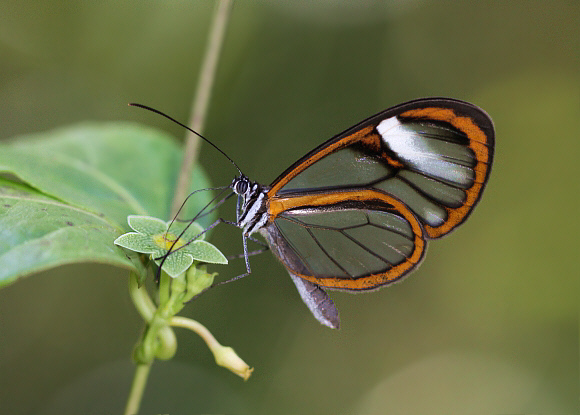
xmin=376 ymin=116 xmax=401 ymax=135
xmin=377 ymin=116 xmax=470 ymax=186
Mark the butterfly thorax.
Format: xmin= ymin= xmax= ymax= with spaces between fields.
xmin=232 ymin=176 xmax=270 ymax=236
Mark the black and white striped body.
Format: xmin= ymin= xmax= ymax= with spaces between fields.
xmin=232 ymin=176 xmax=270 ymax=236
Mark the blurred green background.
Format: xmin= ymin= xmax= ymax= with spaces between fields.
xmin=0 ymin=1 xmax=577 ymax=414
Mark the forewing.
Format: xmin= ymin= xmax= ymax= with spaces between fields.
xmin=269 ymin=98 xmax=494 ymax=238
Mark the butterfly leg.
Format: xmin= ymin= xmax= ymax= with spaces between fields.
xmin=226 ymin=235 xmax=269 ymax=260
xmin=215 ymin=233 xmax=254 ymax=286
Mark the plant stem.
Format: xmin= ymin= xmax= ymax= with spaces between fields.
xmin=124 ymin=363 xmax=151 ymax=415
xmin=158 ymin=270 xmax=171 ymax=306
xmin=128 ymin=272 xmax=156 ymax=322
xmin=171 ymin=316 xmax=220 ymax=350
xmin=171 ymin=0 xmax=234 ymax=217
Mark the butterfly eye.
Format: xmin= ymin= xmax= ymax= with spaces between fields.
xmin=235 ymin=180 xmax=248 ymax=195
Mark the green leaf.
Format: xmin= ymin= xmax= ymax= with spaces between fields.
xmin=127 ymin=215 xmax=167 ymax=235
xmin=0 ymin=123 xmax=216 ymax=287
xmin=113 ymin=232 xmax=158 ymax=253
xmin=189 ymin=240 xmax=228 ymax=264
xmin=0 ymin=123 xmax=215 ymax=229
xmin=154 ymin=250 xmax=194 ymax=278
xmin=0 ymin=178 xmax=141 ymax=288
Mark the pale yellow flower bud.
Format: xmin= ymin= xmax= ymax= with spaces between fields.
xmin=213 ymin=345 xmax=254 ymax=381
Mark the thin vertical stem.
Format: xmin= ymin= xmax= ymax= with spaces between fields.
xmin=124 ymin=363 xmax=151 ymax=415
xmin=171 ymin=0 xmax=234 ymax=216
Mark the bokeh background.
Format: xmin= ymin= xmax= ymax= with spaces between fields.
xmin=0 ymin=1 xmax=577 ymax=414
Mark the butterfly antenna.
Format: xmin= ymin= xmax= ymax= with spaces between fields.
xmin=129 ymin=103 xmax=243 ymax=176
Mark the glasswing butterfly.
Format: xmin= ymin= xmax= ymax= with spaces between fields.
xmin=132 ymin=97 xmax=494 ymax=329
